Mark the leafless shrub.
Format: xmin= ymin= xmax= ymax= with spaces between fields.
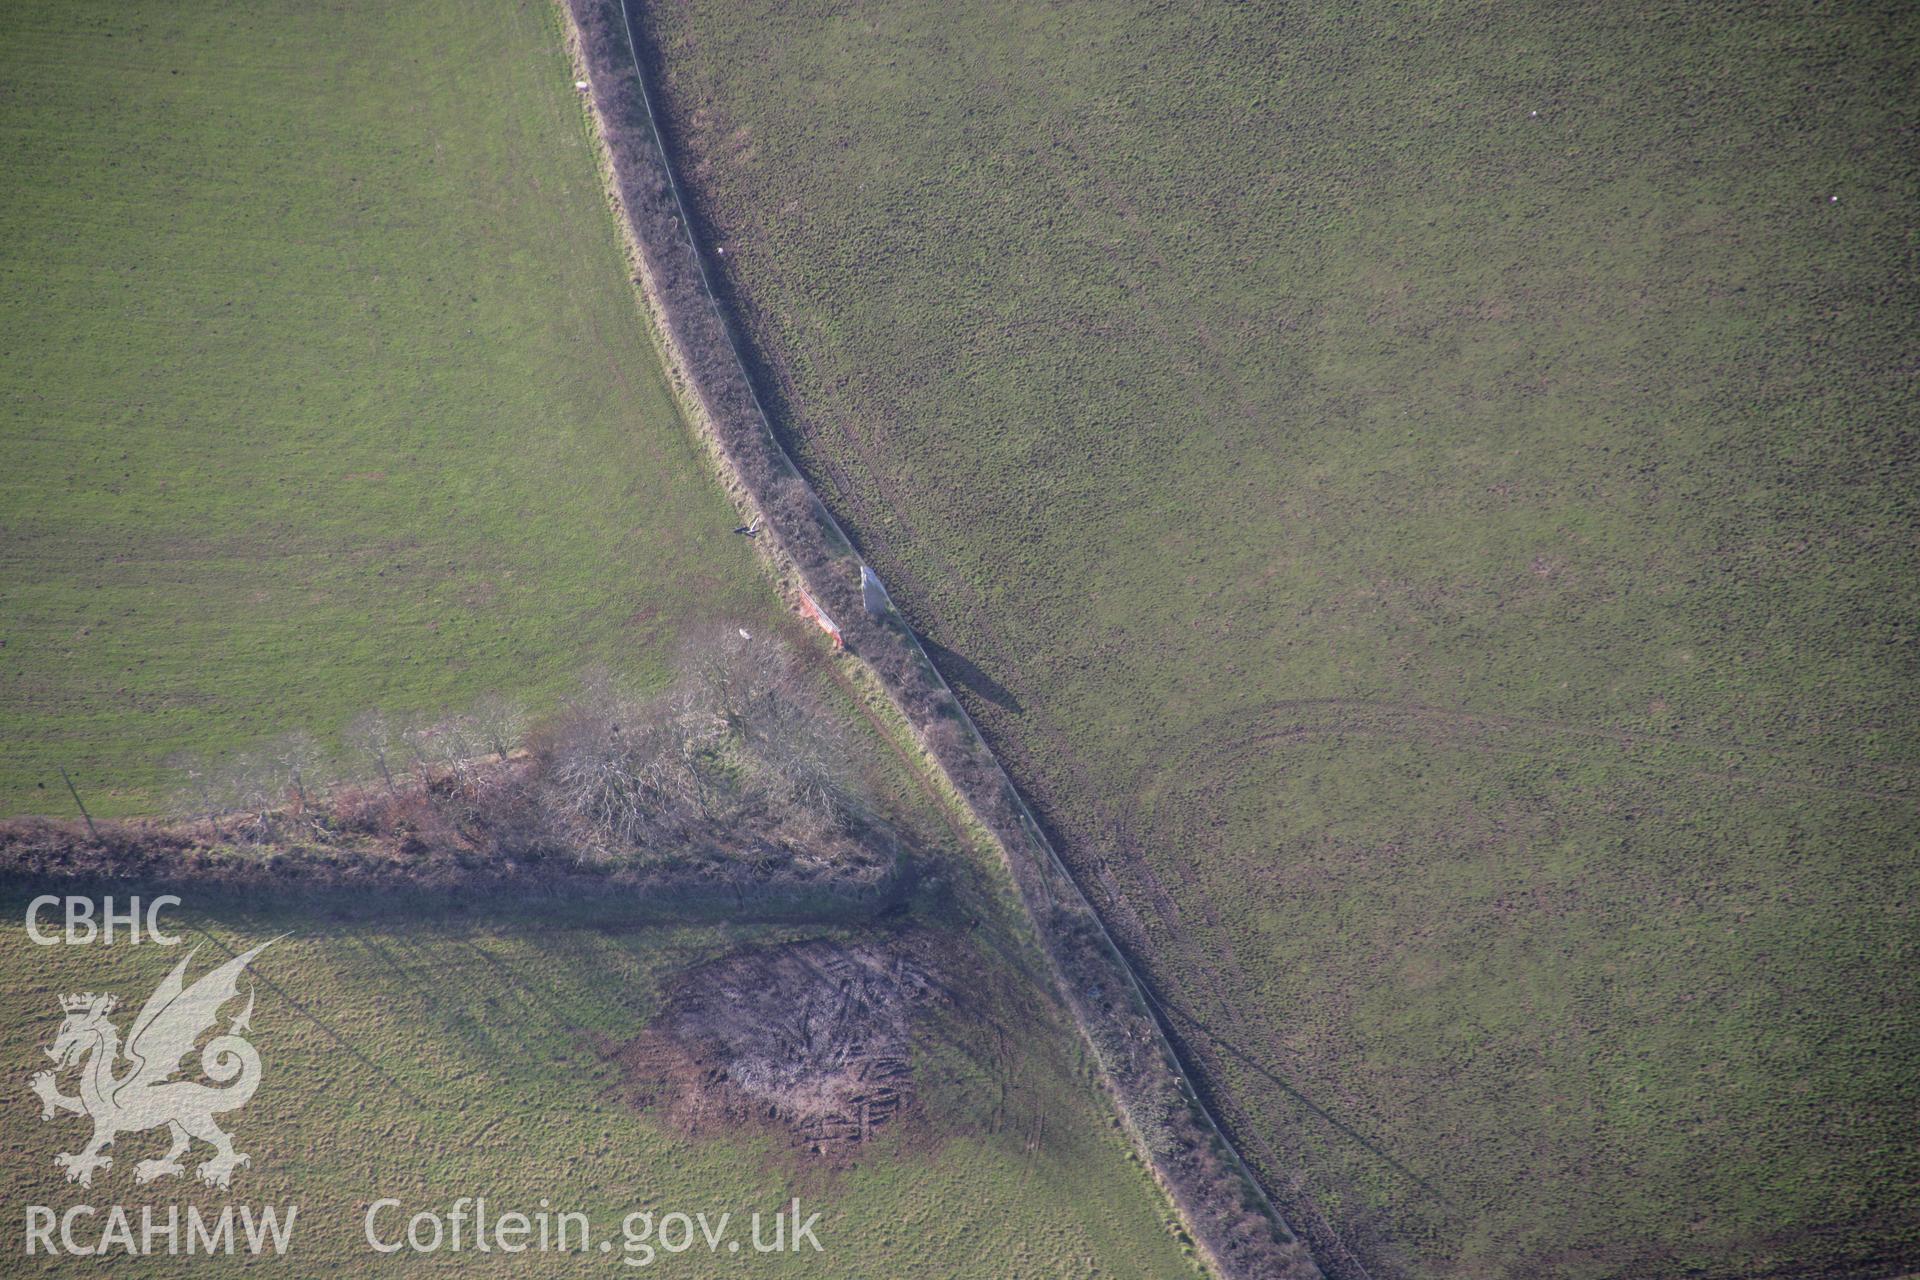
xmin=397 ymin=713 xmax=437 ymax=783
xmin=544 ymin=689 xmax=690 ymax=855
xmin=399 ymin=714 xmax=483 ymax=787
xmin=470 ymin=693 xmax=527 ymax=761
xmin=344 ymin=709 xmax=399 ymax=793
xmin=680 ymin=625 xmax=783 ymax=730
xmin=434 ymin=717 xmax=486 ymax=790
xmin=538 ymin=629 xmax=857 ymax=857
xmin=210 ymin=752 xmax=277 ymax=843
xmin=740 ymin=685 xmax=848 ymax=834
xmin=142 ymin=638 xmax=894 ymax=898
xmin=681 ymin=624 xmax=852 ymax=829
xmin=266 ymin=730 xmax=327 ymax=813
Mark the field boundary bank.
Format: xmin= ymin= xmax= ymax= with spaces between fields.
xmin=0 ymin=813 xmax=913 ymax=927
xmin=559 ymin=1 xmax=1321 ymax=1275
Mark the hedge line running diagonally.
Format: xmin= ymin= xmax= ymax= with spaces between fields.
xmin=557 ymin=1 xmax=1325 ymax=1276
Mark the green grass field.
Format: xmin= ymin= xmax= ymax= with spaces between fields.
xmin=0 ymin=892 xmax=1196 ymax=1277
xmin=0 ymin=0 xmax=774 ymax=816
xmin=639 ymin=1 xmax=1920 ymax=1274
xmin=0 ymin=1 xmax=1211 ymax=1275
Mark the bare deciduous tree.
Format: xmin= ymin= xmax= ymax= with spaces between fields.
xmin=541 ymin=625 xmax=855 ymax=855
xmin=682 ymin=626 xmax=782 ymax=731
xmin=742 ymin=690 xmax=850 ymax=832
xmin=210 ymin=752 xmax=277 ymax=843
xmin=267 ymin=730 xmax=326 ymax=813
xmin=398 ymin=714 xmax=440 ymax=784
xmin=344 ymin=709 xmax=398 ymax=793
xmin=470 ymin=693 xmax=527 ymax=762
xmin=453 ymin=716 xmax=495 ymax=788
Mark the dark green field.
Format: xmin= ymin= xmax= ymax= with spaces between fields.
xmin=0 ymin=0 xmax=772 ymax=815
xmin=640 ymin=1 xmax=1919 ymax=1275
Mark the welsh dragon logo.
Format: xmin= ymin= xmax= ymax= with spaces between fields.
xmin=29 ymin=941 xmax=274 ymax=1189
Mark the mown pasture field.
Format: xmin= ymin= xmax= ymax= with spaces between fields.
xmin=638 ymin=1 xmax=1920 ymax=1275
xmin=0 ymin=0 xmax=772 ymax=815
xmin=0 ymin=890 xmax=1198 ymax=1277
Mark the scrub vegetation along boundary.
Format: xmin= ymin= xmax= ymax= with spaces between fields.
xmin=559 ymin=2 xmax=1321 ymax=1275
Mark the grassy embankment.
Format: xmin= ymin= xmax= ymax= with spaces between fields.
xmin=639 ymin=2 xmax=1920 ymax=1275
